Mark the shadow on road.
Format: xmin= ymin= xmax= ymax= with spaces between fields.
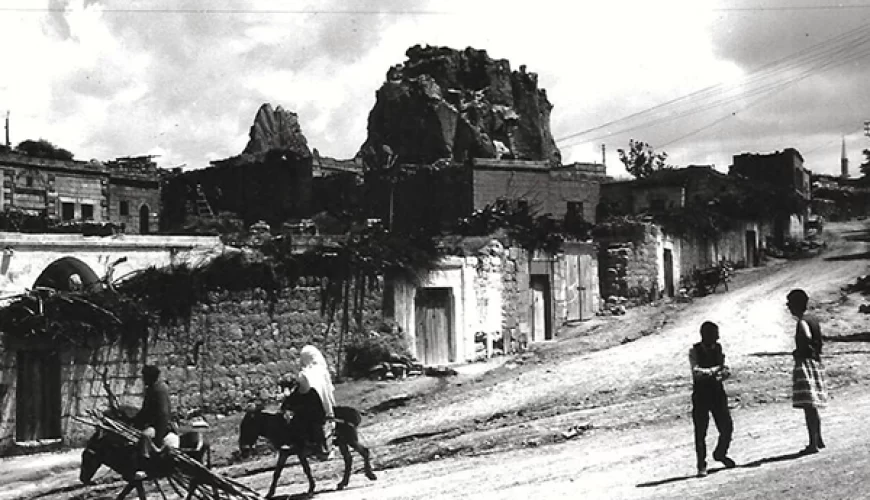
xmin=748 ymin=351 xmax=792 ymax=357
xmin=636 ymin=466 xmax=728 ymax=488
xmin=739 ymin=450 xmax=807 ymax=468
xmin=825 ymin=332 xmax=870 ymax=343
xmin=636 ymin=451 xmax=809 ymax=488
xmin=824 ymin=251 xmax=870 ymax=261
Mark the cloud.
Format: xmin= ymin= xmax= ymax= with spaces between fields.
xmin=3 ymin=0 xmax=869 ymax=180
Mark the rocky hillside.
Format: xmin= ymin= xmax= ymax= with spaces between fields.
xmin=359 ymin=45 xmax=561 ymax=167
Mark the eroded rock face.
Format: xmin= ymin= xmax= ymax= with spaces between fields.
xmin=359 ymin=45 xmax=561 ymax=167
xmin=242 ymin=103 xmax=312 ymax=160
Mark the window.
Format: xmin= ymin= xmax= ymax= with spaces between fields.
xmin=516 ymin=199 xmax=529 ymax=212
xmin=61 ymin=202 xmax=75 ymax=221
xmin=566 ymin=201 xmax=584 ymax=221
xmin=649 ymin=199 xmax=665 ymax=211
xmin=119 ymin=200 xmax=129 ymax=216
xmin=25 ymin=176 xmax=33 ymax=187
xmin=81 ymin=204 xmax=94 ymax=221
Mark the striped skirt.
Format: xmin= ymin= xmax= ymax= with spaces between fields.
xmin=792 ymin=357 xmax=828 ymax=409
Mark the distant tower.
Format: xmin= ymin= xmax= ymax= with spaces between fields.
xmin=841 ymin=136 xmax=849 ymax=179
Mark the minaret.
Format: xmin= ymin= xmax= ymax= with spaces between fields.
xmin=841 ymin=136 xmax=849 ymax=179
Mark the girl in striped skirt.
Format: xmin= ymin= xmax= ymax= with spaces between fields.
xmin=787 ymin=289 xmax=828 ymax=454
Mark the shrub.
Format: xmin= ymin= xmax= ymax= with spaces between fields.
xmin=344 ymin=321 xmax=412 ymax=378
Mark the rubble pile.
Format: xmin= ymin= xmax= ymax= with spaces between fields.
xmin=598 ymin=296 xmax=628 ymax=316
xmin=765 ymin=239 xmax=825 ymax=259
xmin=843 ymin=275 xmax=870 ymax=295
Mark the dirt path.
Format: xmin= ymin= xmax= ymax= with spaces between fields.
xmin=243 ymin=220 xmax=870 ymax=499
xmin=6 ymin=221 xmax=870 ymax=500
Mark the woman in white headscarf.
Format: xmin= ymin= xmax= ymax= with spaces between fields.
xmin=297 ymin=345 xmax=335 ymax=458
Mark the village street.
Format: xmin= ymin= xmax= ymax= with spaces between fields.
xmin=4 ymin=220 xmax=870 ymax=500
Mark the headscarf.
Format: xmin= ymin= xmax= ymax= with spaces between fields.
xmin=298 ymin=345 xmax=335 ymax=418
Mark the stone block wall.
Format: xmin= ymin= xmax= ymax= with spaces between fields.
xmin=0 ymin=282 xmax=385 ymax=455
xmin=500 ymin=246 xmax=530 ymax=352
xmin=598 ymin=223 xmax=662 ymax=302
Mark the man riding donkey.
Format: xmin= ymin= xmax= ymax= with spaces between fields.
xmin=282 ymin=345 xmax=336 ymax=460
xmin=132 ymin=364 xmax=180 ymax=480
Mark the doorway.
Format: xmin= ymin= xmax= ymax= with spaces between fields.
xmin=530 ymin=274 xmax=552 ymax=341
xmin=414 ymin=288 xmax=454 ymax=365
xmin=16 ymin=350 xmax=62 ymax=442
xmin=139 ymin=204 xmax=150 ymax=234
xmin=745 ymin=230 xmax=758 ymax=267
xmin=663 ymin=248 xmax=675 ymax=298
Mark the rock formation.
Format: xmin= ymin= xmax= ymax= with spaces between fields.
xmin=161 ymin=104 xmax=314 ymax=230
xmin=359 ymin=45 xmax=561 ymax=167
xmin=242 ymin=103 xmax=312 ymax=160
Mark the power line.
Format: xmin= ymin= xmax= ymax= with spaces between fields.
xmin=713 ymin=4 xmax=870 ymax=11
xmin=556 ymin=18 xmax=870 ymax=147
xmin=0 ymin=7 xmax=452 ymax=15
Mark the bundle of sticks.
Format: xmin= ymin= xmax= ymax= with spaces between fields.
xmin=87 ymin=411 xmax=263 ymax=500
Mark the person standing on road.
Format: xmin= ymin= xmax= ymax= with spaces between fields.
xmin=689 ymin=321 xmax=736 ymax=477
xmin=787 ymin=289 xmax=828 ymax=454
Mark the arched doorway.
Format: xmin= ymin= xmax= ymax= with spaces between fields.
xmin=139 ymin=204 xmax=150 ymax=234
xmin=33 ymin=256 xmax=100 ymax=291
xmin=22 ymin=257 xmax=100 ymax=442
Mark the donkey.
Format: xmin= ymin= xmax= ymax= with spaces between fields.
xmin=238 ymin=386 xmax=377 ymax=498
xmin=80 ymin=405 xmax=211 ymax=500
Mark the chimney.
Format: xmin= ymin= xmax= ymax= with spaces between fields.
xmin=4 ymin=111 xmax=8 ymax=148
xmin=601 ymin=144 xmax=607 ymax=173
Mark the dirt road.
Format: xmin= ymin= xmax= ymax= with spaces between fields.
xmin=245 ymin=220 xmax=870 ymax=499
xmin=6 ymin=220 xmax=870 ymax=499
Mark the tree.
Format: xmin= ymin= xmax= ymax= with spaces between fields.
xmin=860 ymin=149 xmax=870 ymax=178
xmin=617 ymin=139 xmax=668 ymax=179
xmin=16 ymin=139 xmax=74 ymax=161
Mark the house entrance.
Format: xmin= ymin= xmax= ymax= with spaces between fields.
xmin=139 ymin=205 xmax=150 ymax=234
xmin=16 ymin=350 xmax=62 ymax=442
xmin=663 ymin=248 xmax=675 ymax=298
xmin=414 ymin=288 xmax=454 ymax=365
xmin=745 ymin=230 xmax=758 ymax=267
xmin=530 ymin=274 xmax=552 ymax=341
xmin=566 ymin=254 xmax=596 ymax=321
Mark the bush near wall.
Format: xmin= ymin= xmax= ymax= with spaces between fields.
xmin=148 ymin=284 xmax=386 ymax=415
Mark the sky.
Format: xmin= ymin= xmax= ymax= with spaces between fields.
xmin=2 ymin=0 xmax=870 ymax=178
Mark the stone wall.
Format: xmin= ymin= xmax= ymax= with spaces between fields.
xmin=0 ymin=282 xmax=385 ymax=455
xmin=597 ymin=223 xmax=665 ymax=302
xmin=393 ymin=241 xmax=531 ymax=364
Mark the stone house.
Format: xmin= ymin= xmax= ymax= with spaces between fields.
xmin=730 ymin=148 xmax=811 ymax=244
xmin=390 ymin=239 xmax=599 ymax=366
xmin=0 ymin=152 xmax=161 ymax=234
xmin=599 ymin=166 xmax=773 ymax=299
xmin=369 ymin=158 xmax=606 ymax=234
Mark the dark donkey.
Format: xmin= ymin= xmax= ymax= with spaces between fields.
xmin=238 ymin=385 xmax=376 ymax=498
xmin=80 ymin=405 xmax=212 ymax=500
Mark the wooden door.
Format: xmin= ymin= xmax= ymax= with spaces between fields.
xmin=565 ymin=254 xmax=581 ymax=322
xmin=414 ymin=288 xmax=453 ymax=365
xmin=745 ymin=230 xmax=757 ymax=267
xmin=578 ymin=254 xmax=596 ymax=320
xmin=16 ymin=350 xmax=62 ymax=442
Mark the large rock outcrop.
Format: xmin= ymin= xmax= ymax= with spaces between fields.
xmin=359 ymin=45 xmax=561 ymax=167
xmin=160 ymin=104 xmax=313 ymax=230
xmin=242 ymin=103 xmax=312 ymax=160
